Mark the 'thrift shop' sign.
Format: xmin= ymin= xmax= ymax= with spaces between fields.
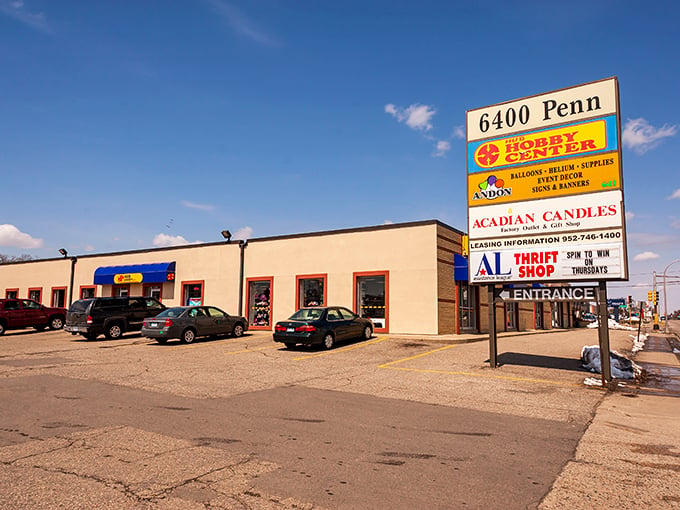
xmin=466 ymin=77 xmax=628 ymax=284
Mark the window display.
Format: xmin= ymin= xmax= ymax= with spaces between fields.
xmin=248 ymin=279 xmax=272 ymax=328
xmin=298 ymin=276 xmax=325 ymax=308
xmin=183 ymin=282 xmax=203 ymax=306
xmin=356 ymin=273 xmax=387 ymax=330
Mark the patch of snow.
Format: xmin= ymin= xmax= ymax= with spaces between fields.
xmin=583 ymin=377 xmax=603 ymax=386
xmin=631 ymin=333 xmax=647 ymax=354
xmin=587 ymin=318 xmax=637 ymax=330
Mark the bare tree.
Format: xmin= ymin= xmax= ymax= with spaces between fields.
xmin=0 ymin=254 xmax=35 ymax=264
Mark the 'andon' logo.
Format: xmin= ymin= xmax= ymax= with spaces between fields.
xmin=472 ymin=174 xmax=512 ymax=201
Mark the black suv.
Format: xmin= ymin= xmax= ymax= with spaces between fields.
xmin=65 ymin=297 xmax=166 ymax=340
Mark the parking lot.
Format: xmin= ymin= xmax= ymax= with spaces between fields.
xmin=0 ymin=326 xmax=668 ymax=509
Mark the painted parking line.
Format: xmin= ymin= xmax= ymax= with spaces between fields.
xmin=378 ymin=343 xmax=460 ymax=367
xmin=294 ymin=336 xmax=388 ymax=361
xmin=379 ymin=343 xmax=584 ymax=387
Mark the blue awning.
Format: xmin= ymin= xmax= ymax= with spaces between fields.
xmin=94 ymin=262 xmax=176 ymax=285
xmin=454 ymin=254 xmax=468 ymax=281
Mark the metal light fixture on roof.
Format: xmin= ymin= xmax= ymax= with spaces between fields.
xmin=221 ymin=230 xmax=232 ymax=242
xmin=59 ymin=248 xmax=68 ymax=257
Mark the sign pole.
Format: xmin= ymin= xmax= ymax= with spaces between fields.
xmin=488 ymin=284 xmax=497 ymax=368
xmin=597 ymin=281 xmax=612 ymax=384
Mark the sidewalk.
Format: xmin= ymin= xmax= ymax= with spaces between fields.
xmin=540 ymin=326 xmax=680 ymax=509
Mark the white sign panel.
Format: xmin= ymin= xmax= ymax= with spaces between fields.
xmin=466 ymin=77 xmax=628 ymax=284
xmin=467 ymin=77 xmax=618 ymax=141
xmin=468 ymin=190 xmax=624 ymax=239
xmin=469 ymin=243 xmax=624 ymax=284
xmin=469 ymin=228 xmax=624 ymax=251
xmin=496 ymin=286 xmax=598 ymax=302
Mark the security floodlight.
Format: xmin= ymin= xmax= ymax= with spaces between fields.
xmin=221 ymin=230 xmax=232 ymax=242
xmin=59 ymin=248 xmax=68 ymax=257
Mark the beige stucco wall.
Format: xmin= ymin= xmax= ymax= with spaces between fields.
xmin=0 ymin=259 xmax=73 ymax=306
xmin=245 ymin=223 xmax=441 ymax=334
xmin=0 ymin=221 xmax=453 ymax=335
xmin=0 ymin=245 xmax=242 ymax=311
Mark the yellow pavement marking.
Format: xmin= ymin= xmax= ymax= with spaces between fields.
xmin=379 ymin=342 xmax=582 ymax=387
xmin=381 ymin=365 xmax=583 ymax=387
xmin=294 ymin=336 xmax=388 ymax=360
xmin=378 ymin=343 xmax=460 ymax=367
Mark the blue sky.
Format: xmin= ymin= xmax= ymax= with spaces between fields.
xmin=1 ymin=0 xmax=679 ymax=310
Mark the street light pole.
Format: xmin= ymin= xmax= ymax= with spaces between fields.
xmin=662 ymin=258 xmax=680 ymax=334
xmin=653 ymin=271 xmax=659 ymax=330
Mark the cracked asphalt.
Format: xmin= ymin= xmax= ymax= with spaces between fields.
xmin=0 ymin=325 xmax=678 ymax=509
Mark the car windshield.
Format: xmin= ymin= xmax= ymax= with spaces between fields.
xmin=289 ymin=308 xmax=323 ymax=321
xmin=155 ymin=307 xmax=186 ymax=318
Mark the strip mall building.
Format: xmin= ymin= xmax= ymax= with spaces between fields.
xmin=0 ymin=220 xmax=576 ymax=335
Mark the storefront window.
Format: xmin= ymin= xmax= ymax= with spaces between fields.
xmin=506 ymin=302 xmax=518 ymax=331
xmin=458 ymin=283 xmax=477 ymax=332
xmin=182 ymin=282 xmax=203 ymax=306
xmin=552 ymin=302 xmax=563 ymax=328
xmin=248 ymin=278 xmax=272 ymax=328
xmin=297 ymin=276 xmax=325 ymax=308
xmin=80 ymin=287 xmax=95 ymax=299
xmin=5 ymin=289 xmax=18 ymax=299
xmin=51 ymin=287 xmax=66 ymax=308
xmin=28 ymin=288 xmax=42 ymax=303
xmin=144 ymin=285 xmax=162 ymax=301
xmin=535 ymin=302 xmax=544 ymax=329
xmin=355 ymin=272 xmax=388 ymax=331
xmin=113 ymin=285 xmax=129 ymax=298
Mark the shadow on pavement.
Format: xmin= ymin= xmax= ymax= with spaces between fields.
xmin=497 ymin=352 xmax=587 ymax=372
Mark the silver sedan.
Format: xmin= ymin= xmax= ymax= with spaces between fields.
xmin=142 ymin=306 xmax=248 ymax=344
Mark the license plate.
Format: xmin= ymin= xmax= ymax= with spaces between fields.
xmin=287 ymin=328 xmax=294 ymax=332
xmin=150 ymin=322 xmax=158 ymax=328
xmin=70 ymin=326 xmax=79 ymax=332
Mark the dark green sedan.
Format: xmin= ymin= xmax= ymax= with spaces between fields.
xmin=273 ymin=306 xmax=373 ymax=350
xmin=141 ymin=306 xmax=248 ymax=344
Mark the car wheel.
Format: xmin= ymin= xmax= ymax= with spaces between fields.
xmin=181 ymin=328 xmax=196 ymax=344
xmin=363 ymin=325 xmax=373 ymax=340
xmin=232 ymin=323 xmax=244 ymax=338
xmin=105 ymin=323 xmax=123 ymax=340
xmin=49 ymin=316 xmax=64 ymax=330
xmin=284 ymin=342 xmax=296 ymax=349
xmin=322 ymin=333 xmax=334 ymax=350
xmin=0 ymin=322 xmax=5 ymax=335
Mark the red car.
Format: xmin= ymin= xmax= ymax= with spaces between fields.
xmin=0 ymin=299 xmax=67 ymax=335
